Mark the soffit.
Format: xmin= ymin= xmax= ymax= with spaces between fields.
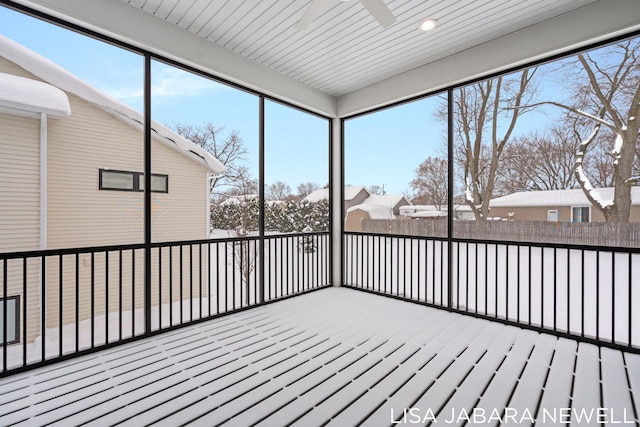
xmin=119 ymin=0 xmax=597 ymax=97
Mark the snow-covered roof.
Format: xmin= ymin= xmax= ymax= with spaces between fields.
xmin=219 ymin=194 xmax=259 ymax=205
xmin=346 ymin=203 xmax=393 ymax=219
xmin=360 ymin=193 xmax=408 ymax=209
xmin=489 ymin=187 xmax=640 ymax=208
xmin=304 ymin=185 xmax=367 ymax=203
xmin=0 ymin=72 xmax=70 ymax=117
xmin=410 ymin=211 xmax=447 ymax=218
xmin=0 ymin=35 xmax=225 ymax=174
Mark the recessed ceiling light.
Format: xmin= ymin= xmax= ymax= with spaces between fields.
xmin=419 ymin=18 xmax=437 ymax=32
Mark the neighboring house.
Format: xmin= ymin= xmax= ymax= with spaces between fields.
xmin=344 ymin=193 xmax=410 ymax=232
xmin=304 ymin=185 xmax=369 ymax=212
xmin=488 ymin=187 xmax=640 ymax=223
xmin=0 ymin=36 xmax=225 ymax=344
xmin=345 ymin=204 xmax=393 ymax=232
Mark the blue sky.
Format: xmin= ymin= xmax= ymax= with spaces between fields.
xmin=0 ymin=5 xmax=449 ymax=196
xmin=0 ymin=5 xmax=569 ymax=198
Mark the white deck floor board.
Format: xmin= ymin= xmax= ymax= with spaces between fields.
xmin=464 ymin=328 xmax=539 ymax=424
xmin=601 ymin=347 xmax=636 ymax=426
xmin=0 ymin=287 xmax=637 ymax=427
xmin=400 ymin=321 xmax=506 ymax=424
xmin=535 ymin=338 xmax=577 ymax=419
xmin=571 ymin=343 xmax=602 ymax=426
xmin=432 ymin=326 xmax=521 ymax=424
xmin=500 ymin=333 xmax=558 ymax=427
xmin=362 ymin=315 xmax=493 ymax=426
xmin=626 ymin=353 xmax=640 ymax=423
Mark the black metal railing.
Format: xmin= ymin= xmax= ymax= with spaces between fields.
xmin=0 ymin=232 xmax=329 ymax=375
xmin=344 ymin=232 xmax=640 ymax=353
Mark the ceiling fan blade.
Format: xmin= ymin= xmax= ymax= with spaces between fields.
xmin=296 ymin=0 xmax=332 ymax=30
xmin=360 ymin=0 xmax=395 ymax=28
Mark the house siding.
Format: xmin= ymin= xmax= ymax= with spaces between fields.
xmin=0 ymin=113 xmax=42 ymax=343
xmin=1 ymin=58 xmax=211 ymax=335
xmin=490 ymin=205 xmax=638 ymax=222
xmin=44 ymin=94 xmax=210 ymax=329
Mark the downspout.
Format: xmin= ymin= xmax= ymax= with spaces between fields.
xmin=40 ymin=112 xmax=47 ymax=250
xmin=39 ymin=112 xmax=47 ymax=347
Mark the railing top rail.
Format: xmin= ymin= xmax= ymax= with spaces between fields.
xmin=344 ymin=231 xmax=640 ymax=254
xmin=0 ymin=231 xmax=331 ymax=260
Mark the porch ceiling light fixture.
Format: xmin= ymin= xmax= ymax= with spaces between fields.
xmin=419 ymin=18 xmax=437 ymax=32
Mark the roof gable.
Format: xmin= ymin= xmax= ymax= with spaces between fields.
xmin=0 ymin=35 xmax=225 ymax=174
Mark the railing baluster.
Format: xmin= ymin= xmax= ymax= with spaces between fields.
xmin=581 ymin=249 xmax=585 ymax=338
xmin=540 ymin=248 xmax=544 ymax=328
xmin=566 ymin=249 xmax=570 ymax=335
xmin=3 ymin=258 xmax=7 ymax=372
xmin=612 ymin=251 xmax=615 ymax=344
xmin=118 ymin=250 xmax=122 ymax=342
xmin=180 ymin=245 xmax=184 ymax=323
xmin=629 ymin=253 xmax=633 ymax=349
xmin=199 ymin=244 xmax=203 ymax=319
xmin=505 ymin=245 xmax=509 ymax=320
xmin=58 ymin=254 xmax=63 ymax=356
xmin=131 ymin=250 xmax=135 ymax=337
xmin=207 ymin=242 xmax=211 ymax=317
xmin=189 ymin=244 xmax=193 ymax=321
xmin=553 ymin=247 xmax=557 ymax=331
xmin=596 ymin=250 xmax=600 ymax=341
xmin=23 ymin=257 xmax=28 ymax=367
xmin=169 ymin=247 xmax=173 ymax=326
xmin=158 ymin=247 xmax=162 ymax=329
xmin=91 ymin=252 xmax=95 ymax=348
xmin=41 ymin=255 xmax=45 ymax=363
xmin=105 ymin=251 xmax=109 ymax=343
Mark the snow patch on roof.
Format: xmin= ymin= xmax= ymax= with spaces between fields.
xmin=489 ymin=187 xmax=640 ymax=208
xmin=347 ymin=204 xmax=393 ymax=219
xmin=0 ymin=35 xmax=225 ymax=174
xmin=304 ymin=186 xmax=368 ymax=203
xmin=361 ymin=194 xmax=406 ymax=209
xmin=0 ymin=72 xmax=70 ymax=117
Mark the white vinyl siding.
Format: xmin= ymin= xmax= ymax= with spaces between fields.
xmin=1 ymin=57 xmax=210 ymax=335
xmin=0 ymin=113 xmax=42 ymax=344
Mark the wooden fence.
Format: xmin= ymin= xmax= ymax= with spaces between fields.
xmin=362 ymin=218 xmax=640 ymax=247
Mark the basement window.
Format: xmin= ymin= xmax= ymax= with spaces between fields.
xmin=1 ymin=296 xmax=20 ymax=345
xmin=99 ymin=169 xmax=168 ymax=193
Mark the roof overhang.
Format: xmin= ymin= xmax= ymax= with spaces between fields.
xmin=0 ymin=71 xmax=70 ymax=117
xmin=7 ymin=0 xmax=640 ymax=118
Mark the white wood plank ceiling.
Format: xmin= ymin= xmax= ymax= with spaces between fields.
xmin=118 ymin=0 xmax=599 ymax=98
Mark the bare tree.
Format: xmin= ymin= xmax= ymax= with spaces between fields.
xmin=266 ymin=181 xmax=292 ymax=201
xmin=172 ymin=122 xmax=248 ymax=202
xmin=297 ymin=182 xmax=320 ymax=198
xmin=449 ymin=68 xmax=538 ymax=219
xmin=500 ymin=124 xmax=585 ymax=192
xmin=521 ymin=39 xmax=640 ymax=222
xmin=367 ymin=185 xmax=384 ymax=195
xmin=410 ymin=157 xmax=448 ymax=209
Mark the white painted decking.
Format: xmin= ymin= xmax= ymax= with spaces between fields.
xmin=1 ymin=288 xmax=638 ymax=426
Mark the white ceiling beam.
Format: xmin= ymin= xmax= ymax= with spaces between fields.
xmin=11 ymin=0 xmax=338 ymax=117
xmin=337 ymin=0 xmax=640 ymax=117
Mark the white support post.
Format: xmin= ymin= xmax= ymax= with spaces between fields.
xmin=331 ymin=117 xmax=342 ymax=287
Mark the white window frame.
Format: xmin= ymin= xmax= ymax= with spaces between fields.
xmin=571 ymin=205 xmax=591 ymax=223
